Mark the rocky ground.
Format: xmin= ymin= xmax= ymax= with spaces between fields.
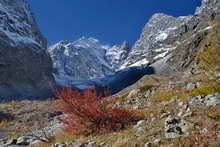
xmin=0 ymin=99 xmax=63 ymax=147
xmin=1 ymin=71 xmax=220 ymax=147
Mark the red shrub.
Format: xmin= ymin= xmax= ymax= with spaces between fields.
xmin=55 ymin=87 xmax=138 ymax=135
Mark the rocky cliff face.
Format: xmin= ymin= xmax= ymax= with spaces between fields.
xmin=48 ymin=37 xmax=131 ymax=81
xmin=0 ymin=0 xmax=55 ymax=99
xmin=157 ymin=0 xmax=220 ymax=74
xmin=122 ymin=0 xmax=220 ymax=74
xmin=195 ymin=0 xmax=220 ymax=19
xmin=121 ymin=14 xmax=199 ymax=68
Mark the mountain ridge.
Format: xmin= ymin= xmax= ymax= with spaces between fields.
xmin=0 ymin=0 xmax=55 ymax=100
xmin=48 ymin=37 xmax=131 ymax=81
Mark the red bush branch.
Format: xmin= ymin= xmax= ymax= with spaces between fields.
xmin=55 ymin=87 xmax=138 ymax=135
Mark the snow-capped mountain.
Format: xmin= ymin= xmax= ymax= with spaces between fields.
xmin=48 ymin=0 xmax=220 ymax=85
xmin=48 ymin=37 xmax=131 ymax=81
xmin=0 ymin=0 xmax=55 ymax=99
xmin=0 ymin=0 xmax=47 ymax=49
xmin=121 ymin=0 xmax=220 ymax=71
xmin=121 ymin=14 xmax=199 ymax=68
xmin=106 ymin=41 xmax=131 ymax=70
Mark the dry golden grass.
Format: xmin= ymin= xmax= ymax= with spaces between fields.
xmin=152 ymin=87 xmax=191 ymax=102
xmin=104 ymin=92 xmax=130 ymax=106
xmin=197 ymin=29 xmax=220 ymax=72
xmin=0 ymin=99 xmax=56 ymax=139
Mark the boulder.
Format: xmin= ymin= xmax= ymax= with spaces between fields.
xmin=53 ymin=142 xmax=68 ymax=147
xmin=190 ymin=93 xmax=220 ymax=106
xmin=164 ymin=116 xmax=189 ymax=139
xmin=128 ymin=89 xmax=140 ymax=98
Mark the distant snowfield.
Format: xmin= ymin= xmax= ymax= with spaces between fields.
xmin=120 ymin=58 xmax=149 ymax=70
xmin=48 ymin=37 xmax=132 ymax=81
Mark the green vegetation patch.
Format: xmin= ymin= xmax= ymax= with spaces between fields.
xmin=191 ymin=80 xmax=220 ymax=96
xmin=197 ymin=30 xmax=220 ymax=72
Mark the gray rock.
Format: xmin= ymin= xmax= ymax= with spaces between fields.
xmin=186 ymin=83 xmax=196 ymax=89
xmin=153 ymin=138 xmax=161 ymax=144
xmin=134 ymin=120 xmax=146 ymax=128
xmin=190 ymin=93 xmax=220 ymax=106
xmin=164 ymin=116 xmax=189 ymax=139
xmin=183 ymin=112 xmax=193 ymax=118
xmin=144 ymin=142 xmax=153 ymax=147
xmin=182 ymin=104 xmax=189 ymax=111
xmin=161 ymin=112 xmax=170 ymax=118
xmin=205 ymin=93 xmax=220 ymax=106
xmin=151 ymin=117 xmax=156 ymax=122
xmin=215 ymin=72 xmax=220 ymax=78
xmin=178 ymin=102 xmax=184 ymax=107
xmin=29 ymin=140 xmax=44 ymax=147
xmin=53 ymin=142 xmax=67 ymax=147
xmin=177 ymin=111 xmax=184 ymax=117
xmin=16 ymin=135 xmax=38 ymax=146
xmin=190 ymin=96 xmax=203 ymax=105
xmin=178 ymin=104 xmax=192 ymax=118
xmin=79 ymin=141 xmax=96 ymax=147
xmin=149 ymin=114 xmax=156 ymax=122
xmin=4 ymin=139 xmax=17 ymax=146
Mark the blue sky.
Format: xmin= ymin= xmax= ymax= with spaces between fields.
xmin=28 ymin=0 xmax=201 ymax=46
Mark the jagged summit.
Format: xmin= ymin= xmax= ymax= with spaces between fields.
xmin=48 ymin=37 xmax=131 ymax=82
xmin=121 ymin=13 xmax=195 ymax=68
xmin=121 ymin=0 xmax=220 ymax=71
xmin=195 ymin=0 xmax=220 ymax=18
xmin=0 ymin=0 xmax=47 ymax=49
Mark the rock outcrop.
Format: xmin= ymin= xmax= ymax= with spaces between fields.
xmin=121 ymin=14 xmax=199 ymax=68
xmin=122 ymin=0 xmax=220 ymax=75
xmin=0 ymin=0 xmax=55 ymax=99
xmin=195 ymin=0 xmax=220 ymax=20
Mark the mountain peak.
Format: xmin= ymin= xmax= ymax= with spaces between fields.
xmin=195 ymin=0 xmax=220 ymax=19
xmin=76 ymin=36 xmax=99 ymax=43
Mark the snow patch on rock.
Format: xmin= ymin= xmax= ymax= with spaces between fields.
xmin=155 ymin=32 xmax=168 ymax=41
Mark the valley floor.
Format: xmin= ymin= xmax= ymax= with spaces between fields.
xmin=1 ymin=73 xmax=220 ymax=147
